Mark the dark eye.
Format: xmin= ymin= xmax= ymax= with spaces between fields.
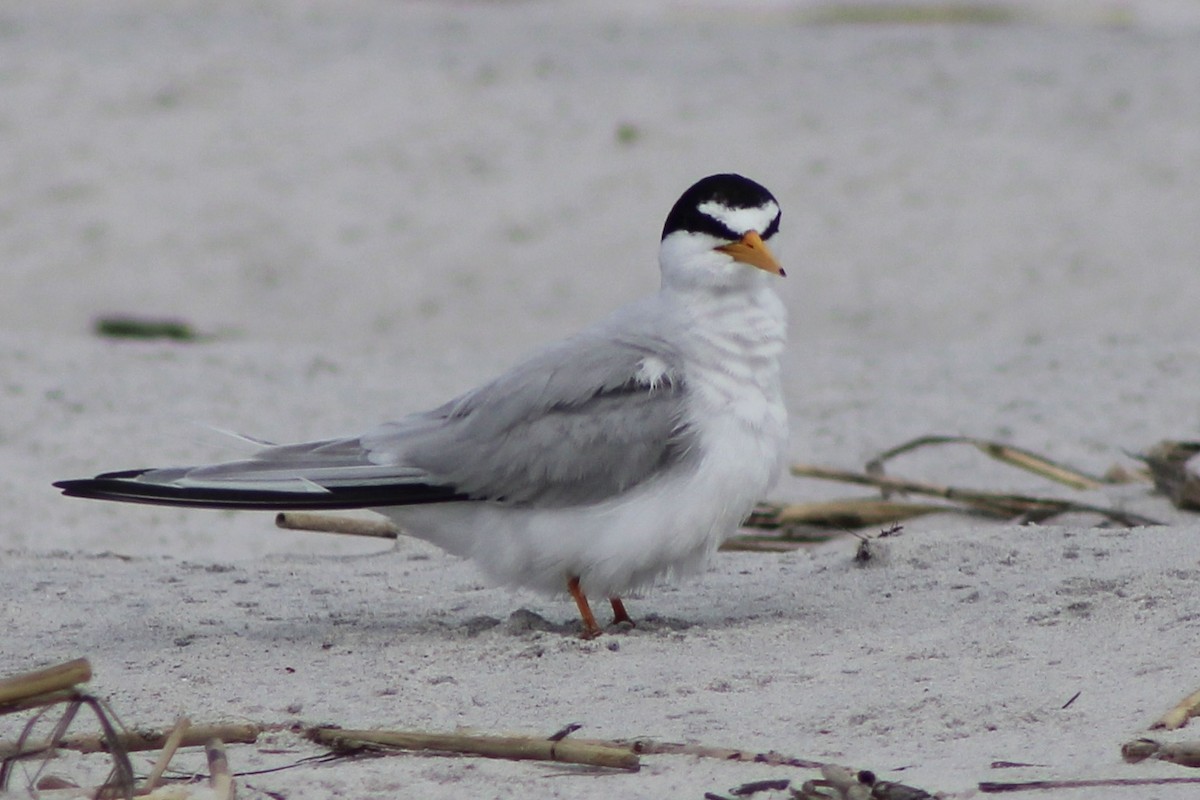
xmin=761 ymin=214 xmax=780 ymax=241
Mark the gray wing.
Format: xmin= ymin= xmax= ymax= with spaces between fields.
xmin=55 ymin=306 xmax=696 ymax=510
xmin=362 ymin=326 xmax=695 ymax=507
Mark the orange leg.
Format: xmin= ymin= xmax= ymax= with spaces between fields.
xmin=609 ymin=597 xmax=634 ymax=627
xmin=568 ymin=576 xmax=603 ymax=639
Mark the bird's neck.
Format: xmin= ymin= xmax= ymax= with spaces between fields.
xmin=664 ymin=277 xmax=787 ymax=360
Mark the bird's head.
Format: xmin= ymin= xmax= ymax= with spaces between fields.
xmin=659 ymin=174 xmax=783 ymax=291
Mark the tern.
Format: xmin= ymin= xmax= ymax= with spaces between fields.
xmin=55 ymin=173 xmax=789 ymax=638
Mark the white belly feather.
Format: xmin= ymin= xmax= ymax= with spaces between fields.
xmin=384 ymin=284 xmax=788 ymax=598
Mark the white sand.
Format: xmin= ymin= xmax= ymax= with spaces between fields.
xmin=3 ymin=2 xmax=1200 ymax=797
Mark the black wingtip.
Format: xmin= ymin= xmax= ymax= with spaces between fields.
xmin=53 ymin=475 xmax=468 ymax=510
xmin=54 ymin=469 xmax=155 ymax=499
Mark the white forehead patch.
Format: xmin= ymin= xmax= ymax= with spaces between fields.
xmin=698 ymin=199 xmax=779 ymax=236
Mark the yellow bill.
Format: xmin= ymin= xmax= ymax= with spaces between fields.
xmin=716 ymin=231 xmax=785 ymax=276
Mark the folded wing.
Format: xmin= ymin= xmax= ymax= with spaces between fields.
xmin=54 ymin=322 xmax=695 ymax=511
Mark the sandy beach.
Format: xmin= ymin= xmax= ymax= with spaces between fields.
xmin=3 ymin=2 xmax=1200 ymax=797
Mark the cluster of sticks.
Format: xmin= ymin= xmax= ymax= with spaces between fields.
xmin=0 ymin=659 xmax=255 ymax=799
xmin=746 ymin=435 xmax=1200 ymax=539
xmin=3 ymin=659 xmax=933 ymax=798
xmin=8 ymin=659 xmax=1200 ymax=797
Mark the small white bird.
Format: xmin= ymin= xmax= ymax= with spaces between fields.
xmin=55 ymin=174 xmax=789 ymax=638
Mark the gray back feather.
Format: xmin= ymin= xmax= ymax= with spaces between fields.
xmin=150 ymin=298 xmax=697 ymax=508
xmin=364 ymin=305 xmax=696 ymax=506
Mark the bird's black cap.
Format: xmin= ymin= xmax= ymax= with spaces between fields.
xmin=661 ymin=174 xmax=780 ymax=241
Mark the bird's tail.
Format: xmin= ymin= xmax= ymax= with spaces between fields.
xmin=54 ymin=460 xmax=465 ymax=511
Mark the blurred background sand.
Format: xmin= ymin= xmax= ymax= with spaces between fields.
xmin=2 ymin=3 xmax=1200 ymax=797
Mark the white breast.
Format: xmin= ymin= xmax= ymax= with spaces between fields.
xmin=385 ymin=282 xmax=788 ymax=598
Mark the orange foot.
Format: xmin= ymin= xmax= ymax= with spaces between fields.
xmin=609 ymin=597 xmax=634 ymax=627
xmin=567 ymin=576 xmax=602 ymax=639
xmin=568 ymin=577 xmax=637 ymax=638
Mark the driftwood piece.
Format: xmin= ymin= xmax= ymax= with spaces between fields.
xmin=1139 ymin=440 xmax=1200 ymax=511
xmin=308 ymin=726 xmax=640 ymax=771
